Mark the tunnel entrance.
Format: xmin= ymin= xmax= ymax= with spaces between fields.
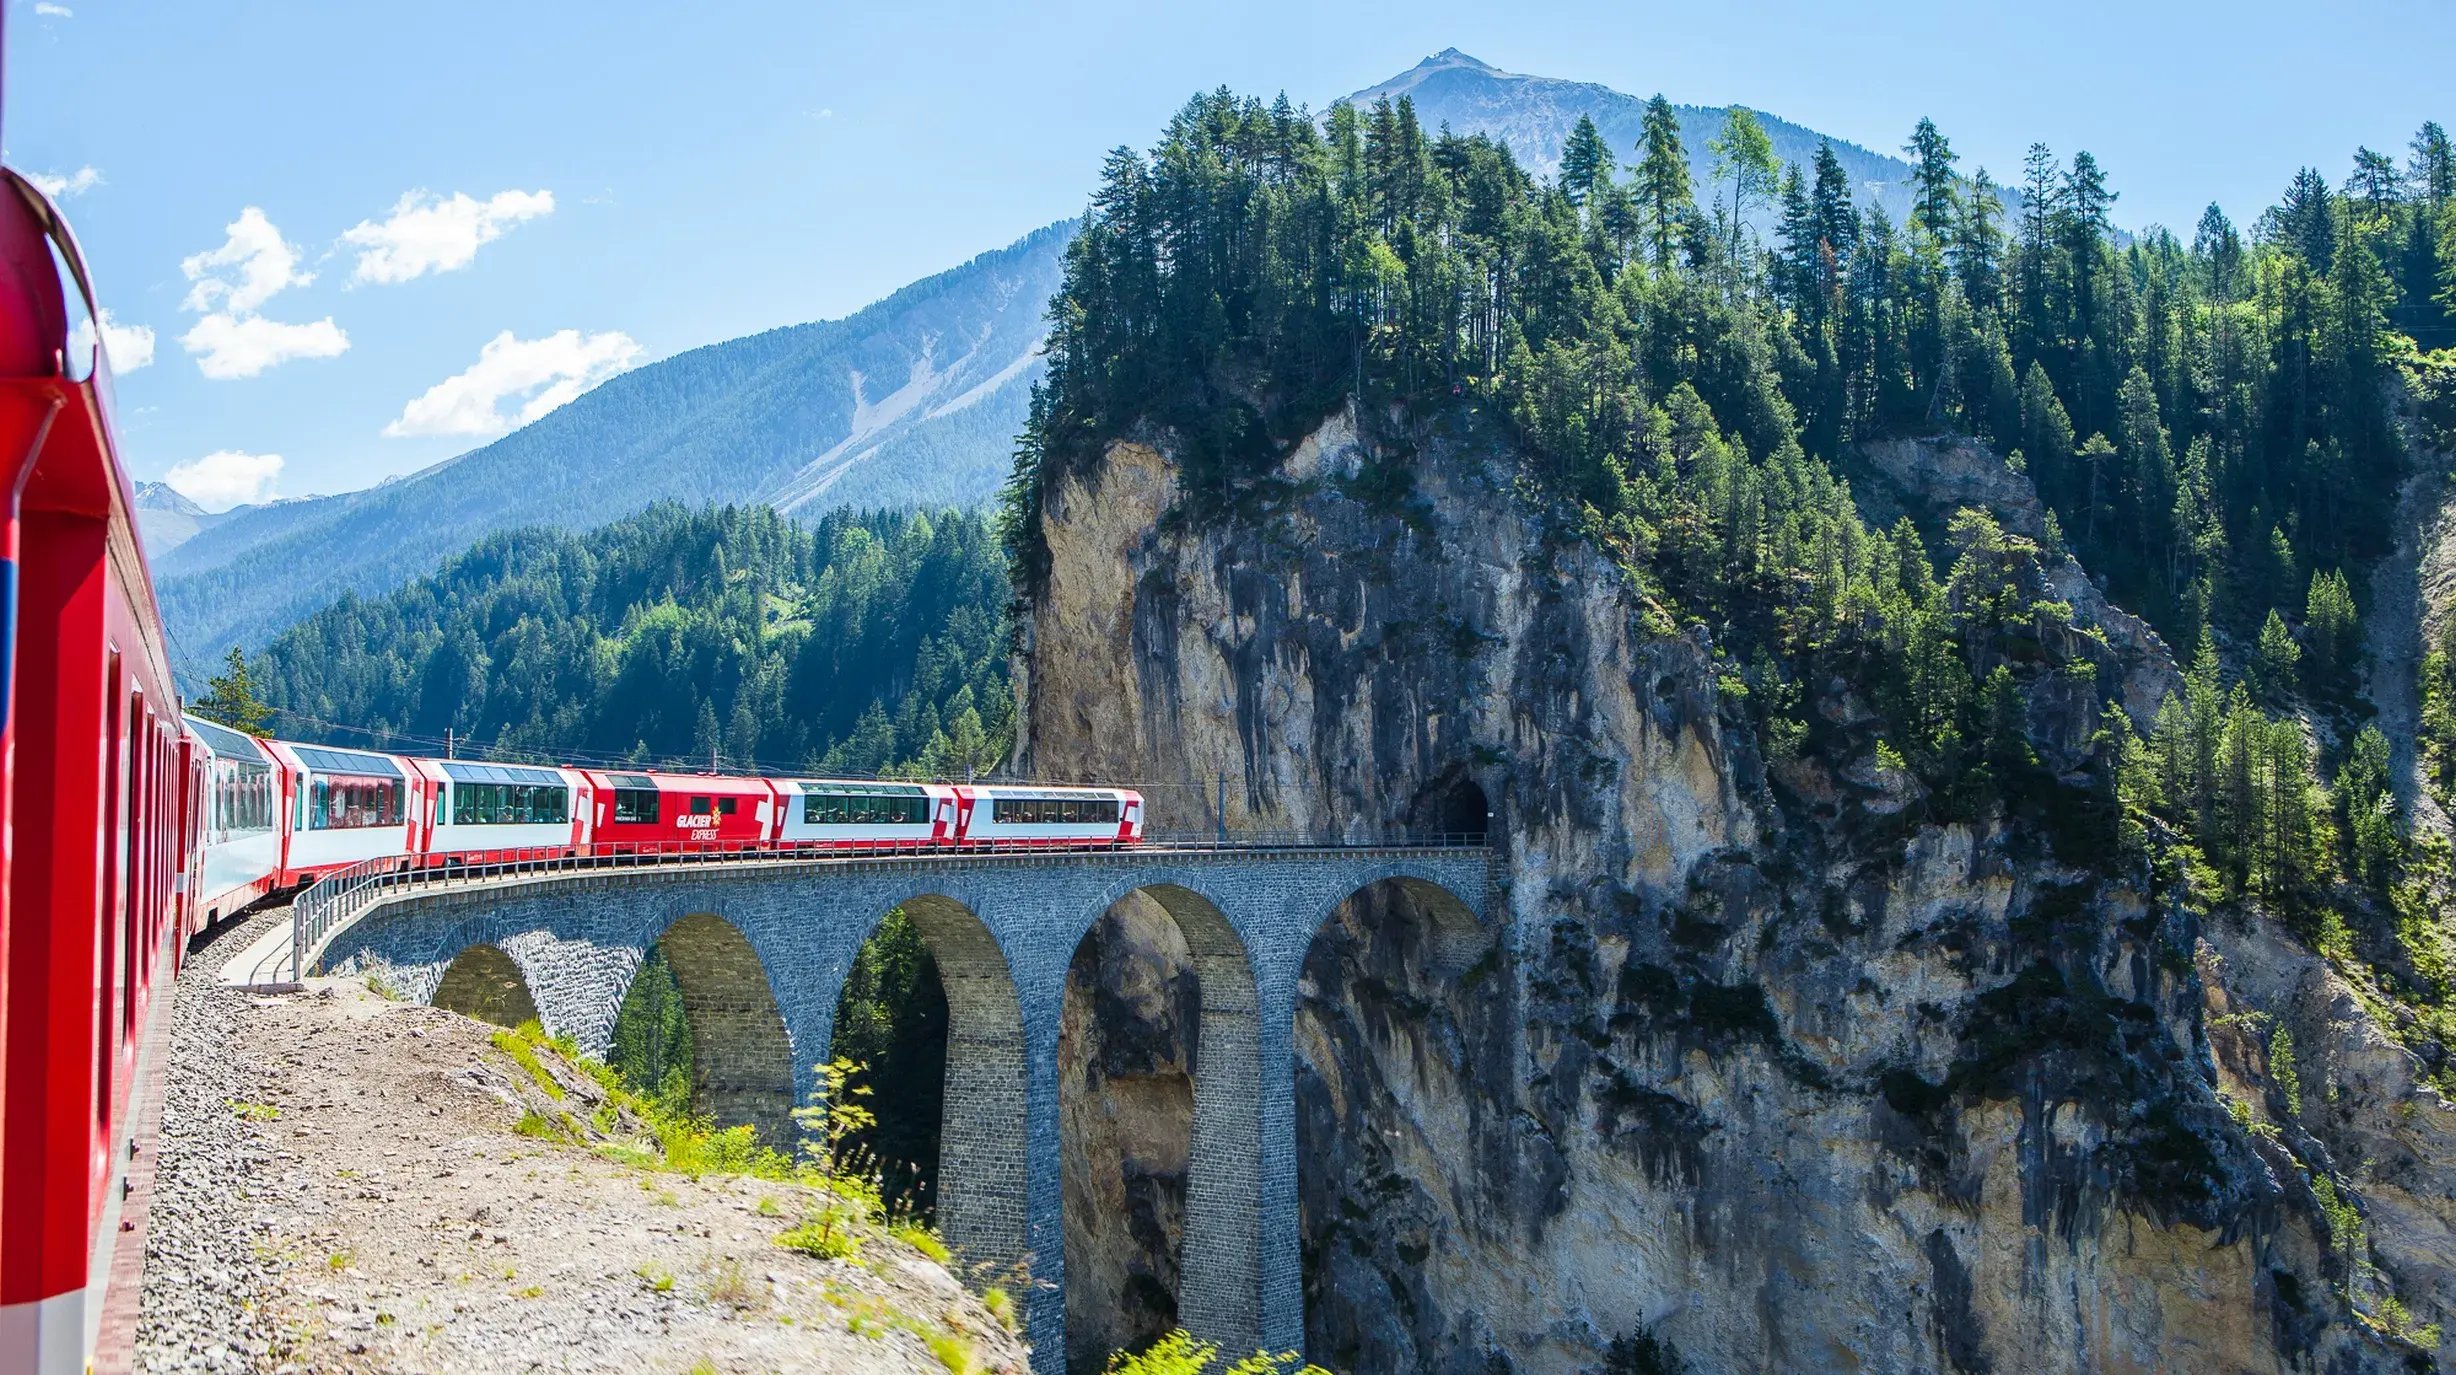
xmin=1411 ymin=774 xmax=1490 ymax=840
xmin=432 ymin=944 xmax=540 ymax=1028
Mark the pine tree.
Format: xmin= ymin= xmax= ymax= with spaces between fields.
xmin=1561 ymin=114 xmax=1614 ymax=207
xmin=195 ymin=646 xmax=274 ymax=735
xmin=2254 ymin=608 xmax=2303 ymax=703
xmin=1635 ymin=95 xmax=1697 ymax=271
xmin=1905 ymin=117 xmax=1961 ymax=244
xmin=2413 ymin=121 xmax=2456 ymax=209
xmin=1708 ymin=106 xmax=1778 ymax=278
xmin=1953 ymin=168 xmax=2008 ymax=311
xmin=2304 ymin=569 xmax=2359 ymax=689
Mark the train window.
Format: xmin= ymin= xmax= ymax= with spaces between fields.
xmin=612 ymin=789 xmax=660 ymax=824
xmin=691 ymin=796 xmax=711 ymax=815
xmin=308 ymin=776 xmax=405 ymax=829
xmin=449 ymin=782 xmax=570 ymax=826
xmin=802 ymin=792 xmax=929 ymax=825
xmin=991 ymin=795 xmax=1119 ymax=825
xmin=717 ymin=796 xmax=738 ymax=816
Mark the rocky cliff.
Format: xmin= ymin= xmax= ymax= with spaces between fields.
xmin=1021 ymin=401 xmax=2456 ymax=1374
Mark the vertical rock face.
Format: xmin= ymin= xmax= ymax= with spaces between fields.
xmin=1060 ymin=893 xmax=1200 ymax=1373
xmin=1021 ymin=404 xmax=2451 ymax=1374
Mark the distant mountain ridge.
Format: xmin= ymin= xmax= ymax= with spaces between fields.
xmin=163 ymin=52 xmax=1965 ymax=664
xmin=133 ymin=480 xmax=233 ymax=556
xmin=1349 ymin=49 xmax=1973 ymax=230
xmin=159 ymin=222 xmax=1068 ymax=660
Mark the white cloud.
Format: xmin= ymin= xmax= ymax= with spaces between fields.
xmin=70 ymin=307 xmax=155 ymax=372
xmin=342 ymin=188 xmax=553 ymax=285
xmin=26 ymin=165 xmax=100 ymax=198
xmin=180 ymin=206 xmax=310 ymax=314
xmin=176 ymin=207 xmax=348 ymax=378
xmin=33 ymin=3 xmax=73 ymax=17
xmin=164 ymin=450 xmax=282 ymax=511
xmin=384 ymin=328 xmax=639 ymax=438
xmin=179 ymin=312 xmax=348 ymax=380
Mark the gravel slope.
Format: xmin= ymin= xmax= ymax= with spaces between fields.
xmin=137 ymin=917 xmax=1026 ymax=1375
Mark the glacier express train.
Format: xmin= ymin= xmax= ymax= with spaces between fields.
xmin=183 ymin=740 xmax=1145 ymax=892
xmin=0 ymin=145 xmax=1144 ymax=1375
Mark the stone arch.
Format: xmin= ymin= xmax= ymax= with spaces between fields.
xmin=431 ymin=943 xmax=541 ymax=1028
xmin=872 ymin=893 xmax=1029 ymax=1279
xmin=1061 ymin=879 xmax=1263 ymax=1370
xmin=650 ymin=912 xmax=797 ymax=1145
xmin=1291 ymin=871 xmax=1500 ymax=1375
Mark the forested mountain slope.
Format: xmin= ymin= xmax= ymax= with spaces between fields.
xmin=1005 ymin=86 xmax=2456 ymax=1372
xmin=165 ymin=54 xmax=1995 ymax=665
xmin=250 ymin=503 xmax=1013 ymax=779
xmin=159 ymin=223 xmax=1068 ymax=659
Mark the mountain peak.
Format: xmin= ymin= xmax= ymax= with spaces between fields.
xmin=1418 ymin=48 xmax=1499 ymax=73
xmin=135 ymin=479 xmax=208 ymax=518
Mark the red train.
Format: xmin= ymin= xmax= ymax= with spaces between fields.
xmin=177 ymin=739 xmax=1144 ymax=920
xmin=0 ymin=165 xmax=1143 ymax=1374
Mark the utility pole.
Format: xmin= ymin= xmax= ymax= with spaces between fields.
xmin=445 ymin=727 xmax=455 ymax=760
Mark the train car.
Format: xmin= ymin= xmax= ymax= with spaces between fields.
xmin=0 ymin=166 xmax=202 ymax=1375
xmin=773 ymin=779 xmax=957 ymax=849
xmin=576 ymin=769 xmax=778 ymax=851
xmin=260 ymin=739 xmax=417 ymax=882
xmin=408 ymin=758 xmax=591 ymax=862
xmin=953 ymin=784 xmax=1142 ymax=846
xmin=183 ymin=715 xmax=283 ymax=923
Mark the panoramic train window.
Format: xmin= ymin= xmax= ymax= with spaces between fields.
xmin=612 ymin=789 xmax=660 ymax=823
xmin=801 ymin=788 xmax=929 ymax=825
xmin=990 ymin=795 xmax=1120 ymax=825
xmin=308 ymin=776 xmax=404 ymax=830
xmin=450 ymin=782 xmax=570 ymax=826
xmin=441 ymin=762 xmax=571 ymax=825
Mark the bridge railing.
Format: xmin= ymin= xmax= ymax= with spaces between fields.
xmin=269 ymin=830 xmax=1489 ymax=984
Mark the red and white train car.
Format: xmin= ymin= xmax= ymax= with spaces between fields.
xmin=0 ymin=165 xmax=202 ymax=1375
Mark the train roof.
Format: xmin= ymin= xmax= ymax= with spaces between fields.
xmin=435 ymin=760 xmax=567 ymax=787
xmin=283 ymin=743 xmax=406 ymax=778
xmin=183 ymin=714 xmax=269 ymax=761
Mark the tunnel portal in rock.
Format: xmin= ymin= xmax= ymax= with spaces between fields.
xmin=431 ymin=943 xmax=541 ymax=1028
xmin=650 ymin=912 xmax=798 ymax=1145
xmin=1411 ymin=773 xmax=1491 ymax=841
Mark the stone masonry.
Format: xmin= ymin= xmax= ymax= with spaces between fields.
xmin=316 ymin=847 xmax=1490 ymax=1373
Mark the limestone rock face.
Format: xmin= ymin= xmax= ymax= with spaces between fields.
xmin=1022 ymin=405 xmax=2451 ymax=1374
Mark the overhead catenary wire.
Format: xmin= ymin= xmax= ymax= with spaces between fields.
xmin=246 ymin=704 xmax=1209 ymax=792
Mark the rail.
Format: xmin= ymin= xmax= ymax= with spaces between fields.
xmin=243 ymin=831 xmax=1491 ymax=988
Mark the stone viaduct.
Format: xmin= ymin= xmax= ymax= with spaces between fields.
xmin=310 ymin=845 xmax=1492 ymax=1371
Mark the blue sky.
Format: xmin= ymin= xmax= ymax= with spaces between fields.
xmin=8 ymin=0 xmax=2449 ymax=507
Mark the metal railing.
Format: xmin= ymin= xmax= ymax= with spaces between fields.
xmin=256 ymin=830 xmax=1489 ymax=986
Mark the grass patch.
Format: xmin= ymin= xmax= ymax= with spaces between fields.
xmin=777 ymin=1211 xmax=861 ymax=1262
xmin=893 ymin=1223 xmax=951 ymax=1265
xmin=925 ymin=1330 xmax=980 ymax=1374
xmin=704 ymin=1256 xmax=760 ymax=1309
xmin=982 ymin=1286 xmax=1016 ymax=1332
xmin=325 ymin=1250 xmax=353 ymax=1272
xmin=637 ymin=1265 xmax=675 ymax=1294
xmin=227 ymin=1100 xmax=280 ymax=1122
